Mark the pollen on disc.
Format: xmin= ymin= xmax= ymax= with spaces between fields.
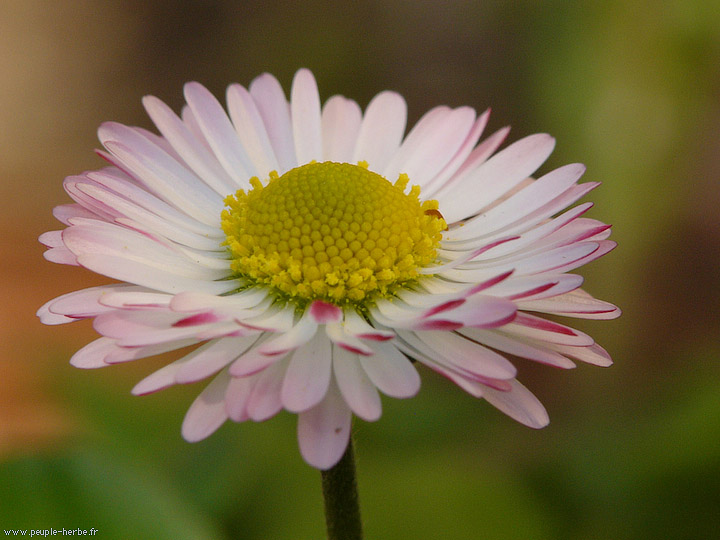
xmin=221 ymin=161 xmax=445 ymax=306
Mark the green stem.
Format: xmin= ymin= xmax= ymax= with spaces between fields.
xmin=321 ymin=438 xmax=363 ymax=540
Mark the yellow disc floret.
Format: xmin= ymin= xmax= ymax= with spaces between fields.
xmin=221 ymin=161 xmax=445 ymax=307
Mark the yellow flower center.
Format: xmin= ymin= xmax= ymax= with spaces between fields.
xmin=221 ymin=161 xmax=445 ymax=307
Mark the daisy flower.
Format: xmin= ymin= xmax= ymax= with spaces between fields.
xmin=38 ymin=69 xmax=619 ymax=470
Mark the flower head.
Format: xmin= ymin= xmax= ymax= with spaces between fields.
xmin=38 ymin=69 xmax=619 ymax=469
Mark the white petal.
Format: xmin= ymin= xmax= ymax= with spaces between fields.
xmin=99 ymin=124 xmax=222 ymax=225
xmin=437 ymin=133 xmax=556 ymax=223
xmin=438 ymin=126 xmax=511 ymax=191
xmin=228 ymin=338 xmax=284 ymax=377
xmin=42 ymin=227 xmax=71 ymax=247
xmin=43 ymin=245 xmax=78 ymax=266
xmin=489 ymin=273 xmax=584 ymax=301
xmin=290 ymin=68 xmax=323 ymax=165
xmin=131 ymin=351 xmax=195 ymax=395
xmin=504 ymin=313 xmax=594 ymax=346
xmin=512 ymin=242 xmax=601 ymax=276
xmin=225 ymin=374 xmax=256 ymax=422
xmin=142 ymin=94 xmax=237 ymax=195
xmin=297 ymin=379 xmax=352 ymax=470
xmin=97 ymin=290 xmax=172 ymax=310
xmin=245 ymin=358 xmax=287 ymax=421
xmin=183 ymin=81 xmax=254 ymax=184
xmin=249 ymin=72 xmax=296 ymax=172
xmin=421 ymin=295 xmax=517 ymax=330
xmin=341 ymin=309 xmax=395 ymax=341
xmin=94 ymin=309 xmax=222 ymax=348
xmin=281 ymin=331 xmax=332 ymax=412
xmin=178 ymin=102 xmax=208 ymax=146
xmin=75 ymin=182 xmax=222 ymax=251
xmin=238 ymin=302 xmax=296 ymax=332
xmin=309 ymin=300 xmax=343 ymax=323
xmin=458 ymin=327 xmax=576 ymax=369
xmin=439 ymin=242 xmax=600 ymax=283
xmin=333 ymin=346 xmax=382 ymax=421
xmin=442 ymin=198 xmax=594 ymax=254
xmin=63 ymin=175 xmax=120 ymax=221
xmin=411 ymin=330 xmax=517 ymax=380
xmin=226 ymin=83 xmax=280 ymax=178
xmin=181 ymin=370 xmax=231 ymax=442
xmin=452 ymin=163 xmax=586 ymax=238
xmin=481 ymin=379 xmax=549 ymax=429
xmin=258 ymin=309 xmax=318 ymax=355
xmin=383 ymin=106 xmax=477 ymax=189
xmin=359 ymin=340 xmax=420 ymax=398
xmin=405 ymin=349 xmax=486 ymax=398
xmin=69 ymin=337 xmax=117 ymax=369
xmin=321 ymin=95 xmax=362 ymax=162
xmin=63 ymin=220 xmax=232 ymax=294
xmin=423 ymin=109 xmax=491 ymax=197
xmin=325 ymin=322 xmax=374 ymax=355
xmin=352 ymin=91 xmax=407 ymax=171
xmin=517 ymin=289 xmax=621 ymax=319
xmin=52 ymin=203 xmax=98 ymax=225
xmin=85 ymin=168 xmax=222 ymax=237
xmin=170 ymin=288 xmax=268 ymax=313
xmin=175 ymin=335 xmax=258 ymax=384
xmin=546 ymin=342 xmax=613 ymax=367
xmin=38 ymin=285 xmax=124 ymax=324
xmin=104 ymin=338 xmax=198 ymax=365
xmin=76 ymin=253 xmax=233 ymax=295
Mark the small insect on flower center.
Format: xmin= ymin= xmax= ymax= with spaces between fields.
xmin=221 ymin=161 xmax=446 ymax=307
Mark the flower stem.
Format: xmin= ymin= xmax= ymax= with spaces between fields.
xmin=321 ymin=439 xmax=363 ymax=540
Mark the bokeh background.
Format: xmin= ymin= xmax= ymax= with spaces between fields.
xmin=2 ymin=1 xmax=719 ymax=538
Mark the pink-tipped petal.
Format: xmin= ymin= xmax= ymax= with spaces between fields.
xmin=548 ymin=342 xmax=613 ymax=367
xmin=69 ymin=337 xmax=117 ymax=369
xmin=423 ymin=109 xmax=491 ymax=197
xmin=359 ymin=340 xmax=420 ymax=398
xmin=181 ymin=371 xmax=231 ymax=442
xmin=175 ymin=336 xmax=257 ymax=385
xmin=297 ymin=380 xmax=352 ymax=470
xmin=481 ymin=379 xmax=549 ymax=429
xmin=281 ymin=332 xmax=332 ymax=413
xmin=427 ymin=295 xmax=518 ymax=330
xmin=383 ymin=106 xmax=477 ymax=189
xmin=438 ymin=133 xmax=556 ymax=223
xmin=341 ymin=310 xmax=395 ymax=341
xmin=38 ymin=285 xmax=120 ymax=325
xmin=99 ymin=131 xmax=222 ymax=226
xmin=258 ymin=310 xmax=318 ymax=355
xmin=504 ymin=313 xmax=594 ymax=346
xmin=332 ymin=346 xmax=382 ymax=422
xmin=325 ymin=322 xmax=374 ymax=355
xmin=228 ymin=344 xmax=284 ymax=378
xmin=411 ymin=330 xmax=517 ymax=380
xmin=245 ymin=359 xmax=286 ymax=421
xmin=224 ymin=374 xmax=256 ymax=422
xmin=309 ymin=300 xmax=342 ymax=324
xmin=460 ymin=328 xmax=576 ymax=369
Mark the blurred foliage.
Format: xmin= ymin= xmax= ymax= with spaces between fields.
xmin=2 ymin=0 xmax=719 ymax=538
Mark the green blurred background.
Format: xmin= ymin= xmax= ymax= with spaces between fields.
xmin=1 ymin=1 xmax=719 ymax=538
